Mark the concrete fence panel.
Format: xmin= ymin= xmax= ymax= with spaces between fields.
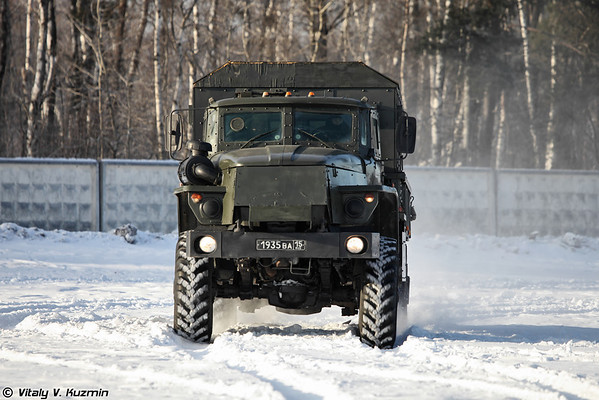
xmin=497 ymin=169 xmax=599 ymax=236
xmin=100 ymin=160 xmax=179 ymax=233
xmin=0 ymin=159 xmax=98 ymax=231
xmin=405 ymin=167 xmax=496 ymax=235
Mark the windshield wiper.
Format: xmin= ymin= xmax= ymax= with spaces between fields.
xmin=297 ymin=129 xmax=336 ymax=149
xmin=240 ymin=128 xmax=280 ymax=149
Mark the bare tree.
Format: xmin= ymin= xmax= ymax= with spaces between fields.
xmin=494 ymin=90 xmax=507 ymax=169
xmin=241 ymin=0 xmax=252 ymax=60
xmin=24 ymin=0 xmax=34 ymax=84
xmin=455 ymin=27 xmax=472 ymax=165
xmin=262 ymin=0 xmax=277 ymax=60
xmin=307 ymin=0 xmax=329 ymax=61
xmin=398 ymin=0 xmax=411 ymax=95
xmin=123 ymin=0 xmax=150 ymax=157
xmin=545 ymin=26 xmax=557 ymax=169
xmin=40 ymin=0 xmax=57 ymax=153
xmin=153 ymin=0 xmax=165 ymax=158
xmin=0 ymin=0 xmax=9 ymax=94
xmin=167 ymin=2 xmax=196 ymax=113
xmin=287 ymin=0 xmax=297 ymax=58
xmin=25 ymin=0 xmax=54 ymax=157
xmin=363 ymin=0 xmax=377 ymax=65
xmin=429 ymin=0 xmax=451 ymax=164
xmin=517 ymin=0 xmax=537 ymax=167
xmin=188 ymin=0 xmax=200 ymax=112
xmin=126 ymin=0 xmax=150 ymax=85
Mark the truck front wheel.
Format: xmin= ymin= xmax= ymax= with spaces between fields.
xmin=358 ymin=236 xmax=404 ymax=349
xmin=173 ymin=233 xmax=213 ymax=342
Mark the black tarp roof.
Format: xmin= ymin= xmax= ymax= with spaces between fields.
xmin=195 ymin=61 xmax=399 ymax=89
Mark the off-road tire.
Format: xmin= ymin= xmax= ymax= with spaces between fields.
xmin=173 ymin=232 xmax=213 ymax=342
xmin=359 ymin=236 xmax=403 ymax=349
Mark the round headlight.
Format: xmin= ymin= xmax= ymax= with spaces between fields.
xmin=198 ymin=235 xmax=217 ymax=253
xmin=346 ymin=236 xmax=366 ymax=254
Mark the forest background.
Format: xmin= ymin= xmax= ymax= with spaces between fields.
xmin=0 ymin=0 xmax=597 ymax=170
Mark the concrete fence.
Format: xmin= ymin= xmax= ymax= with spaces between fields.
xmin=405 ymin=166 xmax=599 ymax=236
xmin=1 ymin=158 xmax=598 ymax=236
xmin=0 ymin=158 xmax=179 ymax=233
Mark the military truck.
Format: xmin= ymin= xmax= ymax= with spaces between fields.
xmin=166 ymin=62 xmax=416 ymax=349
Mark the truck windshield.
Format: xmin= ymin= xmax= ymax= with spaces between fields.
xmin=293 ymin=110 xmax=352 ymax=144
xmin=224 ymin=112 xmax=282 ymax=142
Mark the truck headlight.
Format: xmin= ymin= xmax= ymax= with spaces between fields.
xmin=346 ymin=236 xmax=366 ymax=254
xmin=198 ymin=235 xmax=217 ymax=253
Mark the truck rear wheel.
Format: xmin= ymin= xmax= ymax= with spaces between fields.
xmin=173 ymin=233 xmax=213 ymax=342
xmin=359 ymin=236 xmax=403 ymax=349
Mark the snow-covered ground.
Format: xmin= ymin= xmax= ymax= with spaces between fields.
xmin=1 ymin=222 xmax=598 ymax=399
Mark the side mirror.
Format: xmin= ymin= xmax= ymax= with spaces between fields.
xmin=397 ymin=115 xmax=417 ymax=154
xmin=166 ymin=110 xmax=187 ymax=160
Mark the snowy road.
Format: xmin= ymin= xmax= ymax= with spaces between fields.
xmin=1 ymin=223 xmax=598 ymax=399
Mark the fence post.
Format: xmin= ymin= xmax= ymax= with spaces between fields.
xmin=491 ymin=168 xmax=498 ymax=236
xmin=97 ymin=159 xmax=104 ymax=232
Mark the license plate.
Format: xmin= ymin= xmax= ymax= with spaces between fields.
xmin=256 ymin=239 xmax=306 ymax=251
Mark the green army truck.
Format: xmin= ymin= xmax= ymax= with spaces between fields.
xmin=166 ymin=62 xmax=416 ymax=349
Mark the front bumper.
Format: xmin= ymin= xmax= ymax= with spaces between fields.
xmin=186 ymin=230 xmax=380 ymax=259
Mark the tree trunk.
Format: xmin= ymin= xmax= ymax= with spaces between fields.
xmin=242 ymin=0 xmax=251 ymax=60
xmin=41 ymin=0 xmax=57 ymax=153
xmin=169 ymin=3 xmax=193 ymax=114
xmin=309 ymin=0 xmax=328 ymax=62
xmin=478 ymin=85 xmax=496 ymax=167
xmin=517 ymin=0 xmax=538 ymax=168
xmin=207 ymin=0 xmax=218 ymax=67
xmin=26 ymin=0 xmax=51 ymax=157
xmin=458 ymin=37 xmax=472 ymax=164
xmin=153 ymin=0 xmax=165 ymax=158
xmin=0 ymin=0 xmax=9 ymax=94
xmin=363 ymin=0 xmax=377 ymax=65
xmin=340 ymin=0 xmax=350 ymax=61
xmin=494 ymin=90 xmax=506 ymax=169
xmin=68 ymin=0 xmax=97 ymax=157
xmin=22 ymin=0 xmax=35 ymax=156
xmin=448 ymin=57 xmax=463 ymax=166
xmin=123 ymin=0 xmax=149 ymax=157
xmin=188 ymin=1 xmax=200 ymax=114
xmin=96 ymin=0 xmax=104 ymax=159
xmin=399 ymin=0 xmax=411 ymax=97
xmin=262 ymin=0 xmax=277 ymax=60
xmin=347 ymin=1 xmax=359 ymax=60
xmin=545 ymin=36 xmax=557 ymax=170
xmin=113 ymin=0 xmax=127 ymax=75
xmin=287 ymin=0 xmax=296 ymax=58
xmin=430 ymin=0 xmax=450 ymax=164
xmin=126 ymin=0 xmax=150 ymax=84
xmin=170 ymin=52 xmax=183 ymax=113
xmin=24 ymin=0 xmax=33 ymax=81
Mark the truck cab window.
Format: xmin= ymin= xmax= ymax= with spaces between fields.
xmin=371 ymin=112 xmax=381 ymax=158
xmin=293 ymin=110 xmax=352 ymax=144
xmin=359 ymin=109 xmax=370 ymax=147
xmin=223 ymin=111 xmax=282 ymax=142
